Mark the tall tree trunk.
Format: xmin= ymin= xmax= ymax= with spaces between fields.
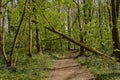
xmin=116 ymin=0 xmax=120 ymax=17
xmin=36 ymin=26 xmax=40 ymax=54
xmin=77 ymin=0 xmax=85 ymax=56
xmin=28 ymin=16 xmax=32 ymax=57
xmin=0 ymin=0 xmax=8 ymax=64
xmin=0 ymin=0 xmax=2 ymax=55
xmin=67 ymin=7 xmax=71 ymax=50
xmin=111 ymin=0 xmax=120 ymax=59
xmin=35 ymin=18 xmax=42 ymax=54
xmin=7 ymin=0 xmax=15 ymax=34
xmin=98 ymin=0 xmax=103 ymax=40
xmin=11 ymin=0 xmax=15 ymax=8
xmin=7 ymin=9 xmax=11 ymax=34
xmin=32 ymin=0 xmax=42 ymax=54
xmin=28 ymin=0 xmax=32 ymax=57
xmin=108 ymin=0 xmax=112 ymax=30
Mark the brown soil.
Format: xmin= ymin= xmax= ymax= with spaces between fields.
xmin=45 ymin=51 xmax=95 ymax=80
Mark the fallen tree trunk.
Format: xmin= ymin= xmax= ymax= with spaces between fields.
xmin=45 ymin=27 xmax=114 ymax=60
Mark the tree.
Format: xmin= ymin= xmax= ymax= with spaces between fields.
xmin=32 ymin=0 xmax=42 ymax=54
xmin=0 ymin=0 xmax=2 ymax=56
xmin=111 ymin=0 xmax=120 ymax=60
xmin=0 ymin=0 xmax=8 ymax=64
xmin=9 ymin=0 xmax=27 ymax=66
xmin=34 ymin=16 xmax=42 ymax=54
xmin=28 ymin=0 xmax=32 ymax=57
xmin=77 ymin=0 xmax=85 ymax=56
xmin=67 ymin=7 xmax=72 ymax=50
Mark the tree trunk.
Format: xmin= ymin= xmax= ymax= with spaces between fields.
xmin=36 ymin=27 xmax=40 ymax=54
xmin=32 ymin=0 xmax=42 ymax=54
xmin=28 ymin=16 xmax=32 ymax=57
xmin=77 ymin=0 xmax=85 ymax=56
xmin=36 ymin=25 xmax=42 ymax=54
xmin=0 ymin=0 xmax=8 ymax=64
xmin=116 ymin=0 xmax=120 ymax=17
xmin=28 ymin=0 xmax=32 ymax=57
xmin=67 ymin=7 xmax=71 ymax=50
xmin=11 ymin=0 xmax=15 ymax=8
xmin=0 ymin=0 xmax=2 ymax=56
xmin=7 ymin=9 xmax=11 ymax=34
xmin=111 ymin=0 xmax=120 ymax=59
xmin=98 ymin=0 xmax=103 ymax=40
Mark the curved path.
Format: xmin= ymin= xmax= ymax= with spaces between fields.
xmin=45 ymin=51 xmax=95 ymax=80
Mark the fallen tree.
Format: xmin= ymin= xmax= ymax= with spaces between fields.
xmin=45 ymin=27 xmax=114 ymax=60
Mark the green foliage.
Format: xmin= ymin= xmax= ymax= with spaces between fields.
xmin=77 ymin=56 xmax=120 ymax=80
xmin=0 ymin=42 xmax=66 ymax=80
xmin=0 ymin=51 xmax=65 ymax=80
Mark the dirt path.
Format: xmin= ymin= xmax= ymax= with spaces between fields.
xmin=45 ymin=51 xmax=95 ymax=80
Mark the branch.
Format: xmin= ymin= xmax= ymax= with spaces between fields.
xmin=73 ymin=0 xmax=78 ymax=6
xmin=2 ymin=1 xmax=10 ymax=7
xmin=2 ymin=0 xmax=14 ymax=7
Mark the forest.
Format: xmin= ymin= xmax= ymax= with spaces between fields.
xmin=0 ymin=0 xmax=120 ymax=80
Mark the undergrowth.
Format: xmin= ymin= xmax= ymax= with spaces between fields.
xmin=77 ymin=55 xmax=120 ymax=80
xmin=0 ymin=50 xmax=66 ymax=80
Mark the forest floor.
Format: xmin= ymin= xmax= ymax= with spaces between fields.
xmin=45 ymin=50 xmax=95 ymax=80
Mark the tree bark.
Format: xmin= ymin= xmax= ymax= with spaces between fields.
xmin=116 ymin=0 xmax=120 ymax=17
xmin=36 ymin=25 xmax=42 ymax=54
xmin=45 ymin=27 xmax=113 ymax=60
xmin=0 ymin=0 xmax=2 ymax=56
xmin=32 ymin=0 xmax=42 ymax=54
xmin=67 ymin=7 xmax=71 ymax=50
xmin=11 ymin=0 xmax=15 ymax=8
xmin=28 ymin=0 xmax=32 ymax=57
xmin=0 ymin=0 xmax=8 ymax=64
xmin=111 ymin=0 xmax=120 ymax=59
xmin=98 ymin=0 xmax=103 ymax=40
xmin=77 ymin=0 xmax=85 ymax=56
